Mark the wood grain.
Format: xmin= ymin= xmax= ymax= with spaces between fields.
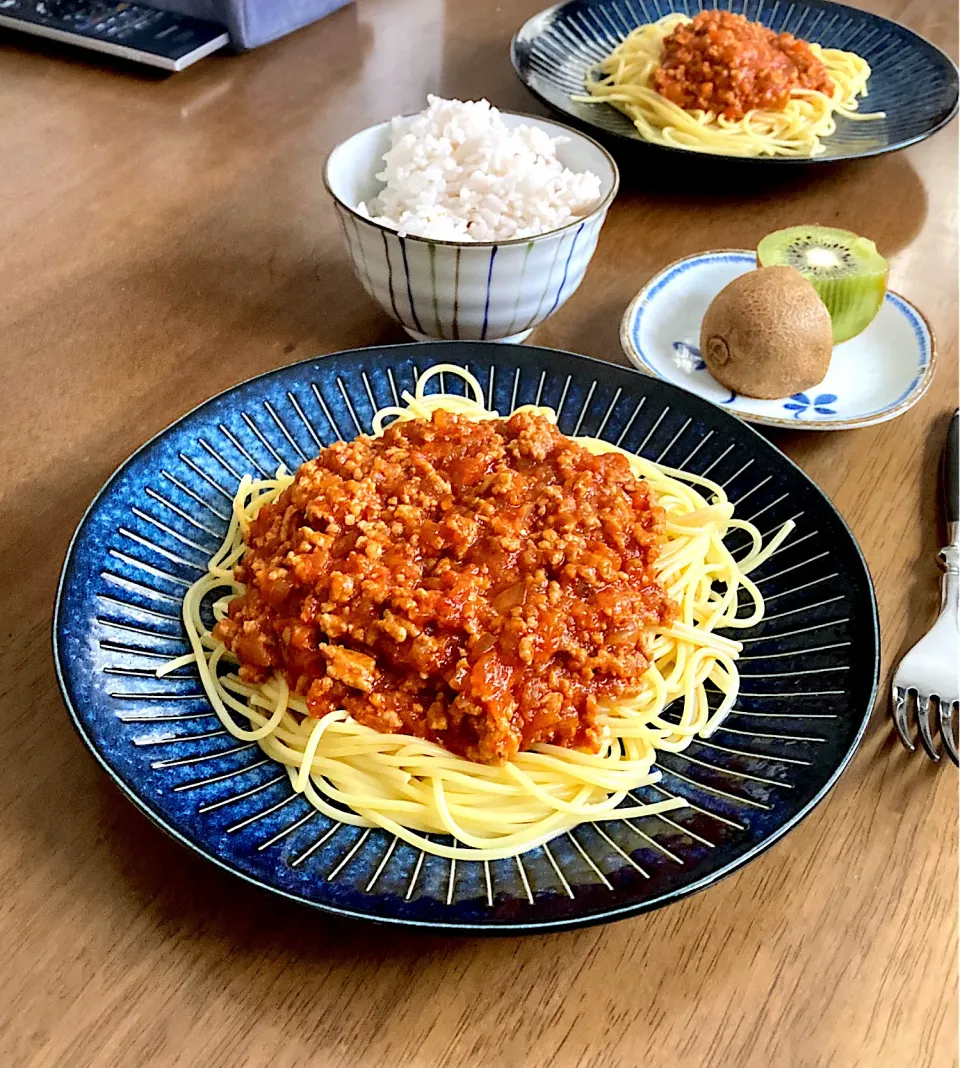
xmin=0 ymin=1 xmax=956 ymax=1066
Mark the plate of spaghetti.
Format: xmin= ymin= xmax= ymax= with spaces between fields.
xmin=512 ymin=0 xmax=958 ymax=162
xmin=55 ymin=345 xmax=878 ymax=932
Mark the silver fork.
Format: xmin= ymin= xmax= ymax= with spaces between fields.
xmin=892 ymin=410 xmax=959 ymax=764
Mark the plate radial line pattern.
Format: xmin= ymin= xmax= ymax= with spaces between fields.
xmin=511 ymin=0 xmax=959 ymax=165
xmin=54 ymin=342 xmax=879 ymax=933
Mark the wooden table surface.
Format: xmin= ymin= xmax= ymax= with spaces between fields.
xmin=1 ymin=1 xmax=957 ymax=1065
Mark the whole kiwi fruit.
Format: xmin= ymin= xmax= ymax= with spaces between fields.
xmin=699 ymin=266 xmax=833 ymax=400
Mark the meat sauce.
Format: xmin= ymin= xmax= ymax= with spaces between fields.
xmin=214 ymin=411 xmax=676 ymax=765
xmin=654 ymin=10 xmax=833 ymax=121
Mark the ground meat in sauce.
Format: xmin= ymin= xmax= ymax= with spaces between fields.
xmin=653 ymin=10 xmax=834 ymax=122
xmin=214 ymin=410 xmax=676 ymax=765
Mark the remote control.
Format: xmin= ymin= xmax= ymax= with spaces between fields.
xmin=0 ymin=1 xmax=230 ymax=71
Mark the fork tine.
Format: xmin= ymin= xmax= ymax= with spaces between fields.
xmin=892 ymin=686 xmax=915 ymax=751
xmin=938 ymin=701 xmax=959 ymax=767
xmin=914 ymin=692 xmax=941 ymax=762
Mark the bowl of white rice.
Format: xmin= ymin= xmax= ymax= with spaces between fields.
xmin=324 ymin=96 xmax=619 ymax=343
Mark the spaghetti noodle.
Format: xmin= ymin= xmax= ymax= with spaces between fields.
xmin=160 ymin=365 xmax=792 ymax=861
xmin=575 ymin=12 xmax=884 ymax=158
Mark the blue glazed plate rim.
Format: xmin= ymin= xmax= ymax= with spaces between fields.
xmin=510 ymin=0 xmax=960 ymax=165
xmin=53 ymin=342 xmax=880 ymax=933
xmin=620 ymin=248 xmax=937 ymax=430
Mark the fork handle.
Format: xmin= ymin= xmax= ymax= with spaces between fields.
xmin=944 ymin=410 xmax=958 ymax=535
xmin=942 ymin=411 xmax=959 ymax=604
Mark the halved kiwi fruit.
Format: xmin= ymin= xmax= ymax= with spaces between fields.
xmin=757 ymin=225 xmax=888 ymax=343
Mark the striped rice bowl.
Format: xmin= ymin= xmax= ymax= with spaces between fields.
xmin=324 ymin=99 xmax=619 ymax=343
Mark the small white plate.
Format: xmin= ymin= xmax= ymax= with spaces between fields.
xmin=620 ymin=250 xmax=937 ymax=431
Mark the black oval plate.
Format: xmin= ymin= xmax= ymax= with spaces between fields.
xmin=511 ymin=0 xmax=959 ymax=165
xmin=54 ymin=343 xmax=879 ymax=933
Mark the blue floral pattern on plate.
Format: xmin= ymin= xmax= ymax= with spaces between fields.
xmin=783 ymin=393 xmax=839 ymax=419
xmin=672 ymin=341 xmax=706 ymax=371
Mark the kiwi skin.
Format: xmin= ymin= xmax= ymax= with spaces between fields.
xmin=757 ymin=226 xmax=888 ymax=343
xmin=700 ymin=267 xmax=834 ymax=400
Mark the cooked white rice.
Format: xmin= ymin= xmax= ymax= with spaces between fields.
xmin=357 ymin=96 xmax=602 ymax=242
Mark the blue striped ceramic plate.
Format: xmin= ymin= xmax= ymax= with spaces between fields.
xmin=54 ymin=343 xmax=878 ymax=933
xmin=511 ymin=0 xmax=959 ymax=163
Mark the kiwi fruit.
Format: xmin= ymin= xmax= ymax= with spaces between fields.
xmin=757 ymin=225 xmax=888 ymax=343
xmin=700 ymin=266 xmax=833 ymax=400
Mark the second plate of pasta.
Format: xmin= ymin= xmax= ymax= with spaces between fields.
xmin=511 ymin=0 xmax=958 ymax=163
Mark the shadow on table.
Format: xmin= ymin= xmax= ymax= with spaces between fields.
xmin=606 ymin=148 xmax=929 ymax=257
